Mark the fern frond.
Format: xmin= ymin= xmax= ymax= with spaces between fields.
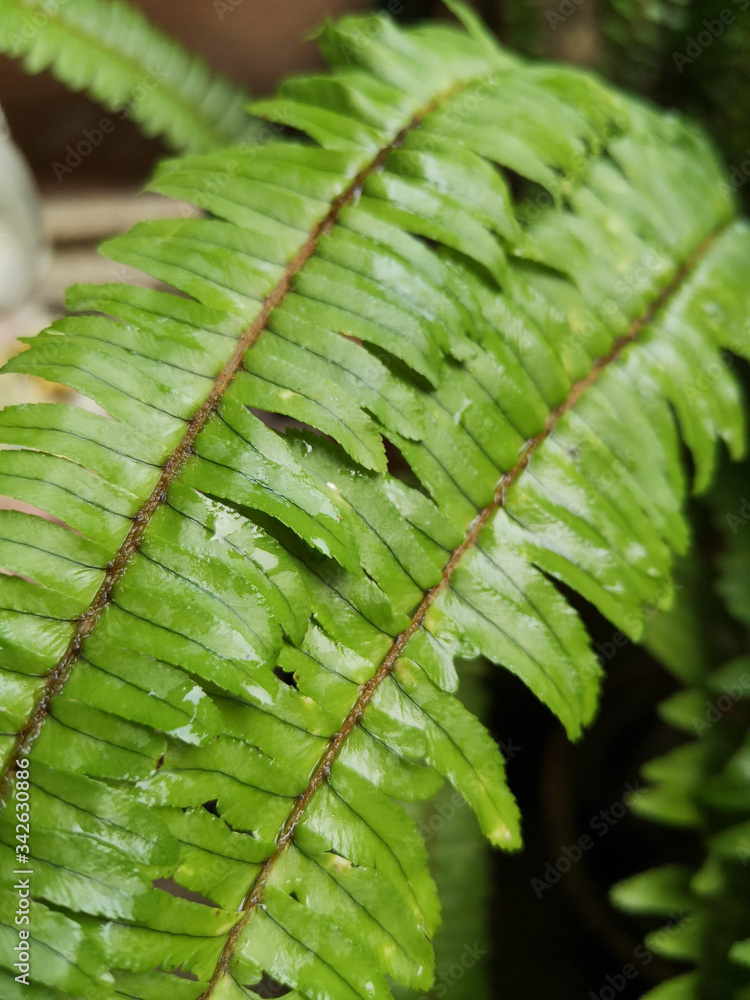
xmin=0 ymin=0 xmax=260 ymax=153
xmin=614 ymin=461 xmax=750 ymax=999
xmin=611 ymin=662 xmax=750 ymax=998
xmin=1 ymin=5 xmax=750 ymax=998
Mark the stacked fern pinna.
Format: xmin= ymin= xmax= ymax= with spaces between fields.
xmin=612 ymin=655 xmax=750 ymax=1000
xmin=1 ymin=4 xmax=750 ymax=997
xmin=613 ymin=463 xmax=750 ymax=1000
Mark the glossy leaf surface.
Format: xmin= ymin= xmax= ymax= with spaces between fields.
xmin=1 ymin=5 xmax=750 ymax=998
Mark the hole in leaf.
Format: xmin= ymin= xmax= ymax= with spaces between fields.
xmin=249 ymin=973 xmax=291 ymax=998
xmin=0 ymin=496 xmax=74 ymax=531
xmin=273 ymin=665 xmax=298 ymax=689
xmin=338 ymin=331 xmax=362 ymax=346
xmin=249 ymin=407 xmax=313 ymax=436
xmin=384 ymin=437 xmax=411 ymax=479
xmin=159 ymin=966 xmax=199 ymax=982
xmin=382 ymin=437 xmax=430 ymax=498
xmin=153 ymin=877 xmax=220 ymax=909
xmin=497 ymin=164 xmax=528 ymax=203
xmin=325 ymin=847 xmax=348 ymax=861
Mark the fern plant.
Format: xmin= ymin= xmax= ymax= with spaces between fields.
xmin=612 ymin=660 xmax=750 ymax=1000
xmin=613 ymin=455 xmax=750 ymax=999
xmin=1 ymin=3 xmax=750 ymax=998
xmin=0 ymin=0 xmax=261 ymax=153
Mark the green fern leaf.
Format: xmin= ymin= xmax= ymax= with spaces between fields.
xmin=0 ymin=0 xmax=260 ymax=153
xmin=613 ymin=468 xmax=750 ymax=999
xmin=1 ymin=5 xmax=750 ymax=998
xmin=612 ymin=674 xmax=750 ymax=998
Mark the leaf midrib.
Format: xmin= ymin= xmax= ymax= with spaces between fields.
xmin=0 ymin=78 xmax=472 ymax=797
xmin=199 ymin=220 xmax=730 ymax=998
xmin=1 ymin=39 xmax=731 ymax=984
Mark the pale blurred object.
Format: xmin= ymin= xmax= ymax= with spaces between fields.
xmin=0 ymin=105 xmax=48 ymax=317
xmin=0 ymin=186 xmax=199 ymax=415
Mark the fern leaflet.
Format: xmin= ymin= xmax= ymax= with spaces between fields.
xmin=0 ymin=0 xmax=260 ymax=153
